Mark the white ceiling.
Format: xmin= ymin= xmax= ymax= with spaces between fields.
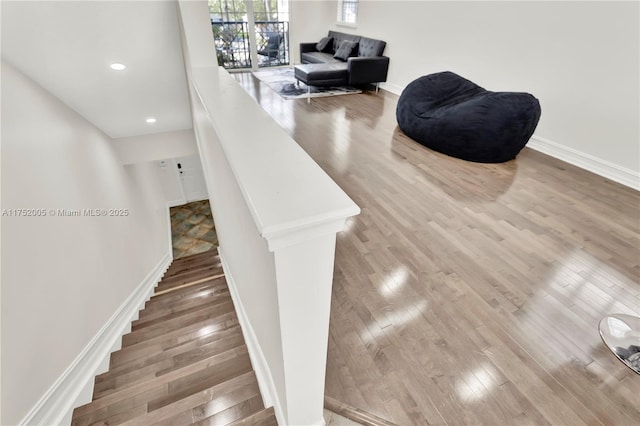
xmin=1 ymin=0 xmax=193 ymax=139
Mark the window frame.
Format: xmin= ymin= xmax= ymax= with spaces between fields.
xmin=337 ymin=0 xmax=359 ymax=27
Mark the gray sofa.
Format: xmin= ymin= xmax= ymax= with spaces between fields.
xmin=299 ymin=31 xmax=389 ymax=86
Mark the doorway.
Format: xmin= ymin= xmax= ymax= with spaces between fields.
xmin=175 ymin=155 xmax=208 ymax=203
xmin=156 ymin=155 xmax=217 ymax=259
xmin=157 ymin=155 xmax=208 ymax=207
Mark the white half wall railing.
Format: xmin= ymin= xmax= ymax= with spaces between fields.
xmin=177 ymin=2 xmax=360 ymax=425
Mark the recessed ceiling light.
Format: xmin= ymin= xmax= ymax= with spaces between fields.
xmin=146 ymin=117 xmax=157 ymax=124
xmin=110 ymin=63 xmax=126 ymax=71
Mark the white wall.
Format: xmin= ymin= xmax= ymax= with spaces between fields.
xmin=289 ymin=0 xmax=337 ymax=64
xmin=291 ymin=0 xmax=639 ymax=183
xmin=1 ymin=61 xmax=170 ymax=425
xmin=112 ymin=129 xmax=198 ymax=165
xmin=112 ymin=130 xmax=206 ymax=207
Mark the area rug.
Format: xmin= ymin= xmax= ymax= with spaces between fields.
xmin=253 ymin=68 xmax=361 ymax=100
xmin=170 ymin=200 xmax=218 ymax=260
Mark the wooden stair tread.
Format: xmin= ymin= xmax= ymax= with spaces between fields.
xmin=228 ymin=406 xmax=278 ymax=426
xmin=191 ymin=394 xmax=265 ymax=426
xmin=97 ymin=324 xmax=243 ymax=382
xmin=76 ymin=346 xmax=250 ymax=418
xmin=149 ymin=348 xmax=253 ymax=411
xmin=121 ymin=298 xmax=235 ymax=347
xmin=154 ymin=273 xmax=226 ymax=297
xmin=72 ymin=252 xmax=277 ymax=426
xmin=135 ymin=285 xmax=230 ymax=324
xmin=109 ymin=311 xmax=238 ymax=368
xmin=121 ymin=372 xmax=261 ymax=426
xmin=165 ymin=257 xmax=220 ymax=276
xmin=166 ymin=257 xmax=219 ymax=273
xmin=151 ymin=377 xmax=262 ymax=425
xmin=167 ymin=248 xmax=218 ymax=266
xmin=77 ymin=372 xmax=261 ymax=426
xmin=94 ymin=330 xmax=246 ymax=399
xmin=159 ymin=265 xmax=224 ymax=287
xmin=133 ymin=288 xmax=231 ymax=330
xmin=147 ymin=279 xmax=228 ymax=306
xmin=74 ymin=347 xmax=253 ymax=425
xmin=163 ymin=258 xmax=221 ymax=280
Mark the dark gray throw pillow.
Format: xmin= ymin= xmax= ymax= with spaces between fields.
xmin=316 ymin=36 xmax=333 ymax=52
xmin=333 ymin=40 xmax=358 ymax=61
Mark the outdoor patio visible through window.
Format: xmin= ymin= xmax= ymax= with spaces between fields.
xmin=209 ymin=0 xmax=290 ymax=70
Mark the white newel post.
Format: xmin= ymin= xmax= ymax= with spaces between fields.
xmin=269 ymin=232 xmax=339 ymax=426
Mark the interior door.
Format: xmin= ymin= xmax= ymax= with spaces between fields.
xmin=157 ymin=159 xmax=186 ymax=207
xmin=176 ymin=155 xmax=208 ymax=203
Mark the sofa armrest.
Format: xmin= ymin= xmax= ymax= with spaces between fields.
xmin=300 ymin=43 xmax=318 ymax=54
xmin=347 ymin=56 xmax=390 ymax=86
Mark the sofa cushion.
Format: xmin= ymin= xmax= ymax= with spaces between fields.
xmin=316 ymin=36 xmax=333 ymax=52
xmin=328 ymin=30 xmax=360 ymax=52
xmin=334 ymin=40 xmax=358 ymax=61
xmin=301 ymin=51 xmax=342 ymax=64
xmin=358 ymin=36 xmax=386 ymax=57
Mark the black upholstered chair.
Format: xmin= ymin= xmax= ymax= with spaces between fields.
xmin=396 ymin=71 xmax=541 ymax=163
xmin=258 ymin=34 xmax=283 ymax=63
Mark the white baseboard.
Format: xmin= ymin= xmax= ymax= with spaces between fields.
xmin=217 ymin=248 xmax=285 ymax=425
xmin=528 ymin=135 xmax=639 ymax=191
xmin=166 ymin=204 xmax=176 ymax=258
xmin=20 ymin=253 xmax=172 ymax=426
xmin=380 ymin=81 xmax=403 ymax=96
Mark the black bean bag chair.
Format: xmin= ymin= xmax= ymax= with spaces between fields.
xmin=396 ymin=71 xmax=541 ymax=163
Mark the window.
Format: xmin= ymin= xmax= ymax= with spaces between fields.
xmin=338 ymin=0 xmax=358 ymax=25
xmin=208 ymin=0 xmax=290 ymax=69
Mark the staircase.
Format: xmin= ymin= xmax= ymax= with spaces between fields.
xmin=72 ymin=249 xmax=277 ymax=425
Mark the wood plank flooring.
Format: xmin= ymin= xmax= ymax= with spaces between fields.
xmin=234 ymin=72 xmax=640 ymax=425
xmin=72 ymin=249 xmax=277 ymax=425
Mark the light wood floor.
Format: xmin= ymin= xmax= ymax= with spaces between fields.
xmin=234 ymin=72 xmax=640 ymax=425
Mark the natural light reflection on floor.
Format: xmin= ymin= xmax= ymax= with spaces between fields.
xmin=456 ymin=364 xmax=498 ymax=402
xmin=379 ymin=266 xmax=409 ymax=297
xmin=361 ymin=300 xmax=428 ymax=344
xmin=197 ymin=324 xmax=218 ymax=338
xmin=528 ymin=248 xmax=638 ymax=323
